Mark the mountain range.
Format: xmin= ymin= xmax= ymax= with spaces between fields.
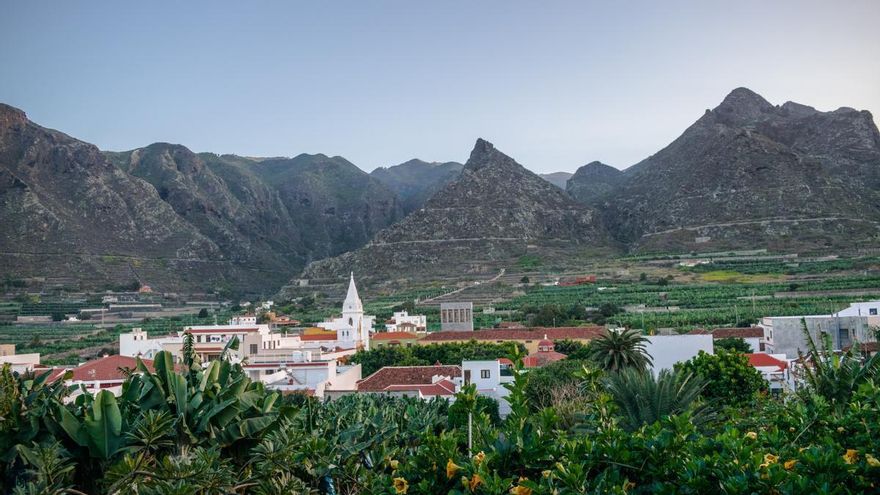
xmin=1 ymin=87 xmax=878 ymax=295
xmin=566 ymin=87 xmax=880 ymax=253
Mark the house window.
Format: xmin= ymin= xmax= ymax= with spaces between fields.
xmin=480 ymin=369 xmax=490 ymax=379
xmin=249 ymin=344 xmax=258 ymax=354
xmin=838 ymin=328 xmax=851 ymax=348
xmin=870 ymin=308 xmax=878 ymax=316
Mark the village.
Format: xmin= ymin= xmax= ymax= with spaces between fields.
xmin=3 ymin=272 xmax=877 ymax=416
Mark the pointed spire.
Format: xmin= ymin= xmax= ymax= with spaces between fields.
xmin=343 ymin=272 xmax=363 ymax=313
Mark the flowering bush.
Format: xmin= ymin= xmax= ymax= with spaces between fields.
xmin=2 ymin=347 xmax=879 ymax=494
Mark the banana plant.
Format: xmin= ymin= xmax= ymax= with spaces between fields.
xmin=56 ymin=390 xmax=124 ymax=460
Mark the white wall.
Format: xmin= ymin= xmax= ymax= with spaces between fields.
xmin=646 ymin=335 xmax=714 ymax=374
xmin=462 ymin=360 xmax=501 ymax=389
xmin=0 ymin=353 xmax=40 ymax=373
xmin=119 ymin=331 xmax=181 ymax=359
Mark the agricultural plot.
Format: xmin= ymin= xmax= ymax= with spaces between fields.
xmin=0 ymin=311 xmax=227 ymax=365
xmin=497 ymin=275 xmax=880 ymax=331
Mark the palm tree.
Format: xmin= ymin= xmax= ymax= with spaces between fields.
xmin=587 ymin=328 xmax=653 ymax=372
xmin=603 ymin=368 xmax=707 ymax=431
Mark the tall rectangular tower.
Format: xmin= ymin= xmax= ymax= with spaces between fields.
xmin=440 ymin=302 xmax=474 ymax=332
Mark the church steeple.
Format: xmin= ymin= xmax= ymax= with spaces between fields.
xmin=343 ymin=272 xmax=363 ymax=314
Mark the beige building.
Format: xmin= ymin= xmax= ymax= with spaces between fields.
xmin=418 ymin=326 xmax=604 ymax=354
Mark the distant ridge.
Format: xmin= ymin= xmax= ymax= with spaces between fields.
xmin=568 ymin=87 xmax=880 ymax=253
xmin=370 ymin=159 xmax=463 ymax=214
xmin=297 ymin=138 xmax=614 ymax=286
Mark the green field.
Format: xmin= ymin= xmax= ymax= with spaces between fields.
xmin=0 ymin=311 xmax=231 ymax=365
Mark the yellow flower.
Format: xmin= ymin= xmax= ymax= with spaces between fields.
xmin=784 ymin=459 xmax=797 ymax=470
xmin=389 ymin=459 xmax=399 ymax=470
xmin=446 ymin=459 xmax=461 ymax=479
xmin=392 ymin=477 xmax=408 ymax=494
xmin=866 ymin=454 xmax=880 ymax=467
xmin=542 ymin=470 xmax=552 ymax=478
xmin=469 ymin=473 xmax=484 ymax=492
xmin=624 ymin=481 xmax=636 ymax=491
xmin=473 ymin=451 xmax=486 ymax=466
xmin=837 ymin=427 xmax=845 ymax=433
xmin=759 ymin=453 xmax=778 ymax=469
xmin=745 ymin=431 xmax=757 ymax=440
xmin=510 ymin=486 xmax=533 ymax=495
xmin=844 ymin=449 xmax=858 ymax=465
xmin=788 ymin=427 xmax=795 ymax=432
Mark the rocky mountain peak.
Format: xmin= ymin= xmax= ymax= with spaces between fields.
xmin=0 ymin=103 xmax=27 ymax=129
xmin=566 ymin=161 xmax=624 ymax=206
xmin=712 ymin=87 xmax=775 ymax=125
xmin=464 ymin=138 xmax=514 ymax=172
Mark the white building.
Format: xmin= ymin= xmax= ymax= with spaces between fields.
xmin=119 ymin=328 xmax=183 ymax=360
xmin=0 ymin=345 xmax=41 ymax=374
xmin=460 ymin=359 xmax=515 ymax=417
xmin=645 ymin=334 xmax=714 ymax=374
xmin=835 ymin=301 xmax=880 ymax=324
xmin=229 ymin=314 xmax=257 ymax=325
xmin=385 ymin=311 xmax=427 ymax=333
xmin=315 ymin=273 xmax=374 ymax=350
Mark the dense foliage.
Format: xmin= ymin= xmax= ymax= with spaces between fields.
xmin=350 ymin=342 xmax=524 ymax=376
xmin=714 ymin=337 xmax=753 ymax=353
xmin=676 ymin=350 xmax=768 ymax=405
xmin=3 ymin=334 xmax=880 ymax=493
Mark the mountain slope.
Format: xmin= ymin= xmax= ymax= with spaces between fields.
xmin=370 ymin=159 xmax=463 ymax=214
xmin=255 ymin=153 xmax=404 ymax=257
xmin=573 ymin=88 xmax=880 ymax=252
xmin=0 ymin=104 xmax=404 ymax=294
xmin=297 ymin=139 xmax=614 ymax=286
xmin=0 ymin=104 xmax=233 ymax=292
xmin=565 ymin=162 xmax=623 ymax=207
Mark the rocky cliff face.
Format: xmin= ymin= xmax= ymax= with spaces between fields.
xmin=0 ymin=104 xmax=231 ymax=292
xmin=570 ymin=88 xmax=880 ymax=252
xmin=370 ymin=159 xmax=463 ymax=214
xmin=0 ymin=104 xmax=403 ymax=294
xmin=298 ymin=139 xmax=614 ymax=286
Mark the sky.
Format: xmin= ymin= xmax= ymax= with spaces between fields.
xmin=1 ymin=1 xmax=878 ymax=174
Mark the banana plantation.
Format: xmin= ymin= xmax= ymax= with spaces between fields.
xmin=2 ymin=338 xmax=880 ymax=494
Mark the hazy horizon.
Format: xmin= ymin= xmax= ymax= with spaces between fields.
xmin=2 ymin=1 xmax=878 ymax=174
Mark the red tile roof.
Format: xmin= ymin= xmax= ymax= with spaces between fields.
xmin=421 ymin=327 xmax=604 ymax=342
xmin=384 ymin=378 xmax=457 ymax=396
xmin=300 ymin=332 xmax=337 ymax=341
xmin=371 ymin=332 xmax=422 ymax=341
xmin=357 ymin=365 xmax=461 ymax=392
xmin=48 ymin=355 xmax=158 ymax=383
xmin=747 ymin=353 xmax=788 ymax=371
xmin=523 ymin=350 xmax=568 ymax=368
xmin=185 ymin=327 xmax=260 ymax=334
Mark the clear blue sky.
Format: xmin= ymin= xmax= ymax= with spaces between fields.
xmin=1 ymin=1 xmax=878 ymax=173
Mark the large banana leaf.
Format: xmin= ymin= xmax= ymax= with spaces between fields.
xmin=83 ymin=390 xmax=123 ymax=459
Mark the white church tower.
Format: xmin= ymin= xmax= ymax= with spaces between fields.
xmin=336 ymin=273 xmax=374 ymax=350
